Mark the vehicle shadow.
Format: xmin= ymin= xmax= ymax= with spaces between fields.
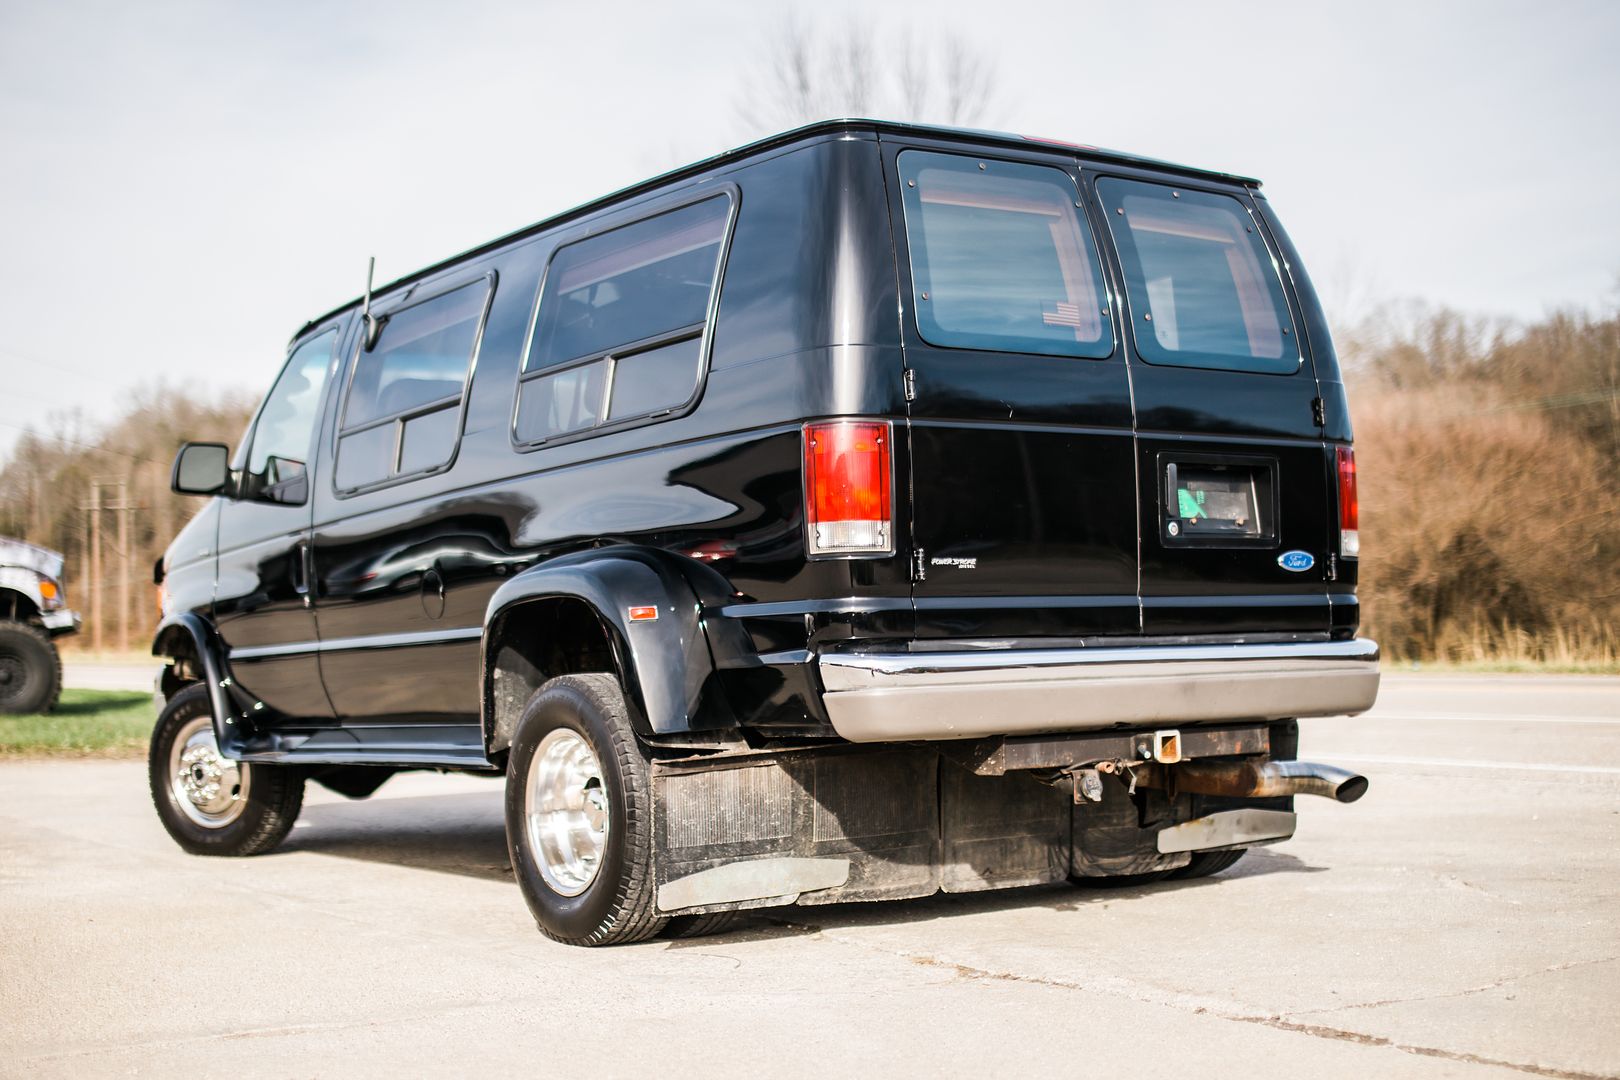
xmin=678 ymin=847 xmax=1327 ymax=945
xmin=280 ymin=790 xmax=513 ymax=884
xmin=278 ymin=788 xmax=1325 ymax=937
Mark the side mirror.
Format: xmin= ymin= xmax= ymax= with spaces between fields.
xmin=171 ymin=442 xmax=232 ymax=496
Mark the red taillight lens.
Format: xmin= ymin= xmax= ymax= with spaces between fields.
xmin=803 ymin=420 xmax=893 ymax=555
xmin=1336 ymin=445 xmax=1359 ymax=559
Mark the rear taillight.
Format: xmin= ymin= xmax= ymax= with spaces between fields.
xmin=1336 ymin=445 xmax=1359 ymax=559
xmin=803 ymin=420 xmax=893 ymax=555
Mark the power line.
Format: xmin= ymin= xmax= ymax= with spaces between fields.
xmin=0 ymin=420 xmax=168 ymax=466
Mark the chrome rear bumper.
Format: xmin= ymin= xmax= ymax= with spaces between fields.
xmin=817 ymin=638 xmax=1380 ymax=743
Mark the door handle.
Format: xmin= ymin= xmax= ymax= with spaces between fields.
xmin=292 ymin=540 xmax=312 ymax=608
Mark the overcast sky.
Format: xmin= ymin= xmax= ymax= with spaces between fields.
xmin=2 ymin=0 xmax=1617 ymax=460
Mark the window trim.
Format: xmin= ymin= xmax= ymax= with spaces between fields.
xmin=232 ymin=323 xmax=343 ymax=506
xmin=330 ymin=268 xmax=498 ymax=498
xmin=1092 ymin=173 xmax=1303 ymax=377
xmin=895 ymin=149 xmax=1117 ymax=362
xmin=509 ymin=184 xmax=740 ymax=453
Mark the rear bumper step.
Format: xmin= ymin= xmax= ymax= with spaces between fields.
xmin=817 ymin=638 xmax=1380 ymax=743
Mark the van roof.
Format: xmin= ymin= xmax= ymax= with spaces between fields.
xmin=297 ymin=118 xmax=1261 ymax=340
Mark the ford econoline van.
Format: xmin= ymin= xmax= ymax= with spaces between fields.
xmin=153 ymin=120 xmax=1378 ymax=945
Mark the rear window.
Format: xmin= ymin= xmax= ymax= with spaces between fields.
xmin=516 ymin=194 xmax=730 ymax=446
xmin=1096 ymin=179 xmax=1298 ymax=374
xmin=898 ymin=151 xmax=1111 ymax=360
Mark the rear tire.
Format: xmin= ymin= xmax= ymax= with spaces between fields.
xmin=1068 ymin=869 xmax=1175 ymax=889
xmin=1168 ymin=848 xmax=1247 ymax=879
xmin=659 ymin=911 xmax=741 ymax=939
xmin=505 ymin=673 xmax=665 ymax=946
xmin=148 ymin=683 xmax=304 ymax=856
xmin=0 ymin=621 xmax=61 ymax=715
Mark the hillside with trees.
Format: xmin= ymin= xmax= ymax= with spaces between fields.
xmin=1343 ymin=302 xmax=1619 ymax=666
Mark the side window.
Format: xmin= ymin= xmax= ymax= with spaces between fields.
xmin=515 ymin=194 xmax=730 ymax=446
xmin=898 ymin=150 xmax=1111 ymax=360
xmin=334 ymin=277 xmax=492 ymax=492
xmin=241 ymin=329 xmax=337 ymax=504
xmin=1096 ymin=179 xmax=1298 ymax=374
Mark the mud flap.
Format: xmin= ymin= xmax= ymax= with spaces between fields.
xmin=1070 ymin=774 xmax=1191 ymax=877
xmin=651 ymin=747 xmax=1075 ymax=915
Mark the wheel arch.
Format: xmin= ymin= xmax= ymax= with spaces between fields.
xmin=151 ymin=611 xmax=234 ymax=749
xmin=0 ymin=580 xmax=44 ymax=623
xmin=481 ymin=547 xmax=738 ymax=757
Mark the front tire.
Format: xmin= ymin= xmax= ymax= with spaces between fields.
xmin=0 ymin=621 xmax=62 ymax=715
xmin=505 ymin=673 xmax=665 ymax=946
xmin=148 ymin=684 xmax=304 ymax=856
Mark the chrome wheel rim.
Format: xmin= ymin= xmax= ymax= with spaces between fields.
xmin=169 ymin=715 xmax=249 ymax=828
xmin=526 ymin=728 xmax=609 ymax=897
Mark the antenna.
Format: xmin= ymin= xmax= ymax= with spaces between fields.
xmin=362 ymin=256 xmax=379 ymax=349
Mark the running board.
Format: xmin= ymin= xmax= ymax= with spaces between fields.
xmin=226 ymin=724 xmax=496 ymax=770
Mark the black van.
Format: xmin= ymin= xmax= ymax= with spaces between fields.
xmin=153 ymin=120 xmax=1379 ymax=946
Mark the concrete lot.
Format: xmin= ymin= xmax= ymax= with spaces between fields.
xmin=2 ymin=674 xmax=1616 ymax=1079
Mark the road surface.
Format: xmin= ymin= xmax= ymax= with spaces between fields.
xmin=2 ymin=673 xmax=1616 ymax=1078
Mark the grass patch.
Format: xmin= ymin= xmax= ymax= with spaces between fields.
xmin=0 ymin=689 xmax=154 ymax=758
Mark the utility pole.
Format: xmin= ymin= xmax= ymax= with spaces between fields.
xmin=80 ymin=476 xmax=139 ymax=656
xmin=88 ymin=482 xmax=102 ymax=654
xmin=116 ymin=479 xmax=131 ymax=653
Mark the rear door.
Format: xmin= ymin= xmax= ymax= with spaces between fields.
xmin=1091 ymin=173 xmax=1330 ymax=636
xmin=885 ymin=141 xmax=1139 ymax=639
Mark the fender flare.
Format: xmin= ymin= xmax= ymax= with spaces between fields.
xmin=0 ymin=567 xmax=48 ymax=616
xmin=481 ymin=547 xmax=736 ymax=747
xmin=151 ymin=611 xmax=236 ymax=751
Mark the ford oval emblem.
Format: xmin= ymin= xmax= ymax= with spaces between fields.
xmin=1277 ymin=550 xmax=1315 ymax=573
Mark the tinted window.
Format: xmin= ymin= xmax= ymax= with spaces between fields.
xmin=513 ymin=360 xmax=607 ymax=444
xmin=344 ymin=281 xmax=487 ymax=427
xmin=606 ymin=337 xmax=702 ymax=421
xmin=1097 ymin=179 xmax=1297 ymax=374
xmin=526 ymin=195 xmax=730 ymax=372
xmin=242 ymin=329 xmax=336 ymax=502
xmin=515 ymin=195 xmax=730 ymax=446
xmin=335 ymin=277 xmax=490 ymax=491
xmin=898 ymin=151 xmax=1111 ymax=359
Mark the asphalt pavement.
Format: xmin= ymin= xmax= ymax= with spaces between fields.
xmin=2 ymin=673 xmax=1616 ymax=1079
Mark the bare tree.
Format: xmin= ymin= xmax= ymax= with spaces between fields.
xmin=735 ymin=18 xmax=1001 ymax=137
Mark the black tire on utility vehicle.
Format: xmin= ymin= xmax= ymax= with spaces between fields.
xmin=148 ymin=683 xmax=305 ymax=856
xmin=1168 ymin=848 xmax=1247 ymax=879
xmin=505 ymin=673 xmax=666 ymax=946
xmin=1069 ymin=868 xmax=1176 ymax=889
xmin=658 ymin=911 xmax=741 ymax=939
xmin=0 ymin=621 xmax=62 ymax=715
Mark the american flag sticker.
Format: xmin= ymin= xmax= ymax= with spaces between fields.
xmin=1042 ymin=301 xmax=1086 ymax=327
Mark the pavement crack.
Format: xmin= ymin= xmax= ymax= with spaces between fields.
xmin=1233 ymin=1015 xmax=1619 ymax=1080
xmin=772 ymin=920 xmax=1619 ymax=1080
xmin=1291 ymin=955 xmax=1620 ymax=1017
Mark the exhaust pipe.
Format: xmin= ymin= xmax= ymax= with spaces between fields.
xmin=1133 ymin=759 xmax=1369 ymax=804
